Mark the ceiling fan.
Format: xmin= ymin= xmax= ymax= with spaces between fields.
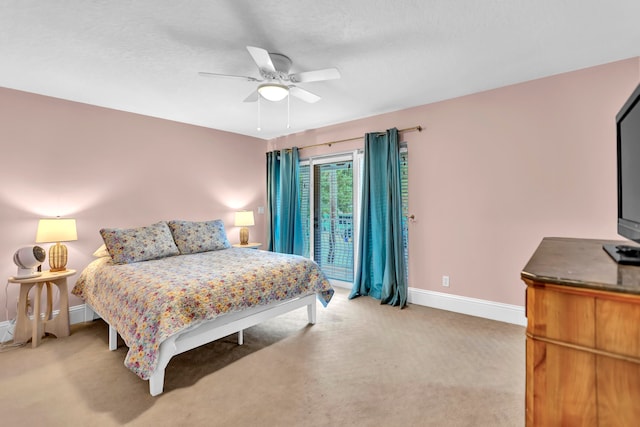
xmin=199 ymin=46 xmax=340 ymax=103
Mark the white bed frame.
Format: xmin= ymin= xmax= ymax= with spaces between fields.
xmin=85 ymin=293 xmax=317 ymax=396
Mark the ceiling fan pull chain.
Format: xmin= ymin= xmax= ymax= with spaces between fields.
xmin=287 ymin=94 xmax=291 ymax=129
xmin=257 ymin=96 xmax=262 ymax=131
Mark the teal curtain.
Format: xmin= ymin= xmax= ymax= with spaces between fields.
xmin=350 ymin=128 xmax=407 ymax=307
xmin=266 ymin=147 xmax=304 ymax=255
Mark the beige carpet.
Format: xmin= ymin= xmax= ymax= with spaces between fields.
xmin=0 ymin=287 xmax=525 ymax=426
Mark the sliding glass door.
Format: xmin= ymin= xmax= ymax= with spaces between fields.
xmin=299 ymin=148 xmax=408 ymax=285
xmin=313 ymin=160 xmax=354 ymax=281
xmin=299 ymin=153 xmax=357 ymax=283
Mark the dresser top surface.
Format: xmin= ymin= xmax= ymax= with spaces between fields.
xmin=521 ymin=237 xmax=640 ymax=295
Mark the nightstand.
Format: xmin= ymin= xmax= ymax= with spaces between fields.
xmin=8 ymin=269 xmax=76 ymax=348
xmin=232 ymin=242 xmax=262 ymax=249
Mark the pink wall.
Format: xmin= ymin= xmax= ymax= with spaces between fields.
xmin=271 ymin=57 xmax=640 ymax=306
xmin=1 ymin=57 xmax=638 ymax=323
xmin=0 ymin=88 xmax=266 ymax=321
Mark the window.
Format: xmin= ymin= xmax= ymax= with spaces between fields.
xmin=299 ymin=148 xmax=408 ymax=285
xmin=299 ymin=153 xmax=356 ymax=283
xmin=299 ymin=164 xmax=311 ymax=259
xmin=313 ymin=161 xmax=354 ymax=282
xmin=400 ymin=148 xmax=409 ymax=282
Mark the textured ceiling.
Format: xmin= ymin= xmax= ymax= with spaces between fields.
xmin=1 ymin=0 xmax=639 ymax=140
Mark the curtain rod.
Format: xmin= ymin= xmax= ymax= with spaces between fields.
xmin=294 ymin=125 xmax=422 ymax=151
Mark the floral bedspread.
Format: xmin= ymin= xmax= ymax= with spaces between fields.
xmin=72 ymin=248 xmax=333 ymax=380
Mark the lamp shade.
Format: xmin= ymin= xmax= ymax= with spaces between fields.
xmin=234 ymin=211 xmax=255 ymax=227
xmin=36 ymin=218 xmax=78 ymax=243
xmin=258 ymin=83 xmax=289 ymax=102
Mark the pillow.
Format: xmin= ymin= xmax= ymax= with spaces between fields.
xmin=167 ymin=219 xmax=231 ymax=254
xmin=92 ymin=244 xmax=110 ymax=258
xmin=100 ymin=221 xmax=180 ymax=264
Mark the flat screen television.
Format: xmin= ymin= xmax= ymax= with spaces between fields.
xmin=604 ymin=82 xmax=640 ymax=265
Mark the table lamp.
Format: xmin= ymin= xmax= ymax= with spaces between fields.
xmin=234 ymin=211 xmax=255 ymax=245
xmin=35 ymin=218 xmax=78 ymax=272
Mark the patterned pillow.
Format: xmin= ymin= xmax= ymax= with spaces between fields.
xmin=167 ymin=219 xmax=231 ymax=254
xmin=100 ymin=221 xmax=180 ymax=264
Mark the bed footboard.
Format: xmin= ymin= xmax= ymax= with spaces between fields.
xmin=148 ymin=293 xmax=317 ymax=396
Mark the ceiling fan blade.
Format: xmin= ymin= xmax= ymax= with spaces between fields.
xmin=246 ymin=46 xmax=276 ymax=72
xmin=289 ymin=86 xmax=321 ymax=103
xmin=243 ymin=90 xmax=259 ymax=103
xmin=198 ymin=72 xmax=260 ymax=82
xmin=290 ymin=68 xmax=341 ymax=83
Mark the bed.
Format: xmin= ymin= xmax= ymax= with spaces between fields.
xmin=72 ymin=220 xmax=334 ymax=396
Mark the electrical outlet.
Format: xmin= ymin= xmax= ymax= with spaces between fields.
xmin=442 ymin=275 xmax=450 ymax=287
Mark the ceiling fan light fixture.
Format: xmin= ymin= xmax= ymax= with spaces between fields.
xmin=258 ymin=83 xmax=289 ymax=102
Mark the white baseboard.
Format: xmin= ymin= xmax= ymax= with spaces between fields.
xmin=333 ymin=280 xmax=526 ymax=326
xmin=0 ymin=286 xmax=526 ymax=342
xmin=408 ymin=287 xmax=527 ymax=326
xmin=0 ymin=304 xmax=88 ymax=343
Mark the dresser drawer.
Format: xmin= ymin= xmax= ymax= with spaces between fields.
xmin=527 ymin=286 xmax=595 ymax=347
xmin=596 ymin=299 xmax=640 ymax=359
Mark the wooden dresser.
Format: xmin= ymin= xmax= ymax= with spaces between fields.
xmin=521 ymin=237 xmax=640 ymax=426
